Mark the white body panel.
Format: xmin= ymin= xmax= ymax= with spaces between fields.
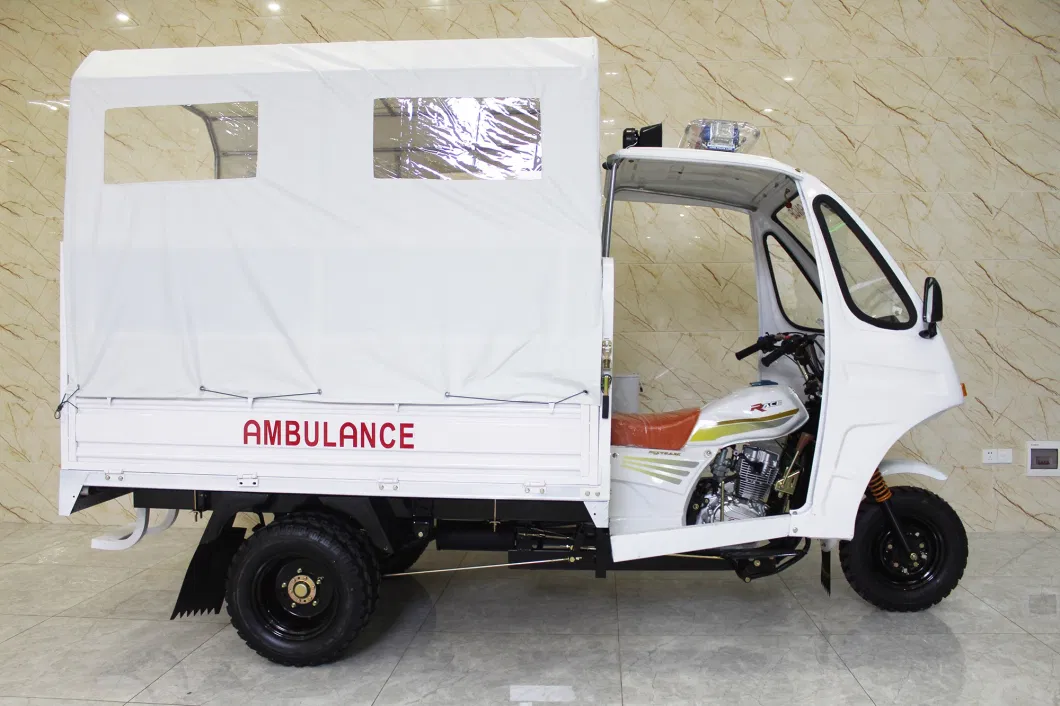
xmin=60 ymin=397 xmax=604 ymax=514
xmin=608 ymin=385 xmax=806 ymax=537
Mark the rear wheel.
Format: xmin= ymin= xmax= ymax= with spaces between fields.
xmin=227 ymin=515 xmax=378 ymax=666
xmin=839 ymin=486 xmax=967 ymax=612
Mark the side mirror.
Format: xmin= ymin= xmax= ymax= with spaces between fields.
xmin=920 ymin=277 xmax=943 ymax=339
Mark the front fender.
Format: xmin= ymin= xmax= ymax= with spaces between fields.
xmin=878 ymin=459 xmax=948 ymax=482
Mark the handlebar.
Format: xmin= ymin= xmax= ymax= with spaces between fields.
xmin=736 ymin=333 xmax=815 ymax=367
xmin=734 ymin=335 xmax=774 ymax=361
xmin=736 ymin=332 xmax=824 ymax=396
xmin=762 ymin=336 xmax=803 ymax=367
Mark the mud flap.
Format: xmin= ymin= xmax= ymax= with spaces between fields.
xmin=171 ymin=524 xmax=246 ymax=619
xmin=820 ymin=546 xmax=832 ymax=595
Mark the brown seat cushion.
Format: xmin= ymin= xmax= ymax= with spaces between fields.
xmin=611 ymin=408 xmax=700 ymax=450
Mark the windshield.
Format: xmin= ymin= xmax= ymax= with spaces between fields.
xmin=814 ymin=197 xmax=914 ymax=328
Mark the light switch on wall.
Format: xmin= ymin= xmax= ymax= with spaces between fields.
xmin=998 ymin=448 xmax=1013 ymax=464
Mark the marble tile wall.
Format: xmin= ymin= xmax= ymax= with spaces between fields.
xmin=0 ymin=0 xmax=1057 ymax=529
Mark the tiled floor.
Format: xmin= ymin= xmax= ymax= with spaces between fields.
xmin=0 ymin=525 xmax=1056 ymax=705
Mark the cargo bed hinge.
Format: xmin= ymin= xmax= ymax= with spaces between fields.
xmin=237 ymin=474 xmax=258 ymax=488
xmin=524 ymin=481 xmax=547 ymax=495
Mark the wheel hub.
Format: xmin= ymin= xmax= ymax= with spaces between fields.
xmin=268 ymin=559 xmax=333 ymax=623
xmin=874 ymin=520 xmax=944 ymax=589
xmin=286 ymin=574 xmax=318 ymax=605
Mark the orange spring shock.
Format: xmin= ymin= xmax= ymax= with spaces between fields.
xmin=867 ymin=469 xmax=892 ymax=503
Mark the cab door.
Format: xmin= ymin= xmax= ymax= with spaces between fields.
xmin=790 ymin=176 xmax=963 ymax=539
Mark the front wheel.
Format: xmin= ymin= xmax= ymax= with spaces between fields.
xmin=839 ymin=486 xmax=967 ymax=612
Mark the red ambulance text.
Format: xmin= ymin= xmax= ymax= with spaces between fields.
xmin=243 ymin=420 xmax=414 ymax=449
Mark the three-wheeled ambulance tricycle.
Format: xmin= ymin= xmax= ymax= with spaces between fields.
xmin=58 ymin=37 xmax=967 ymax=666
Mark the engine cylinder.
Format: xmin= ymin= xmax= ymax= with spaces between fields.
xmin=737 ymin=446 xmax=781 ymax=502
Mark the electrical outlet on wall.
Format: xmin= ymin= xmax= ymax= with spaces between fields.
xmin=983 ymin=449 xmax=1014 ymax=464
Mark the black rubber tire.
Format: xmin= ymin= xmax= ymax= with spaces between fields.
xmin=226 ymin=515 xmax=377 ymax=666
xmin=839 ymin=486 xmax=967 ymax=612
xmin=380 ymin=536 xmax=431 ymax=575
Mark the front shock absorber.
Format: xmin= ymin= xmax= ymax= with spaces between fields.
xmin=867 ymin=469 xmax=892 ymax=503
xmin=868 ymin=469 xmax=915 ymax=561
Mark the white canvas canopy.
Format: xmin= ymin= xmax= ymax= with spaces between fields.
xmin=63 ymin=38 xmax=602 ymax=405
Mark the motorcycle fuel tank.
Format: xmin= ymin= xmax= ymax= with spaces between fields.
xmin=688 ymin=384 xmax=808 ymax=447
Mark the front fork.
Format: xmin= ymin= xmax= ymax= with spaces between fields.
xmin=867 ymin=470 xmax=916 ymax=560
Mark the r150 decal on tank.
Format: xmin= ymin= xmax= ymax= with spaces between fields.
xmin=242 ymin=420 xmax=415 ymax=449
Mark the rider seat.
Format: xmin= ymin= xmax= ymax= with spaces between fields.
xmin=611 ymin=408 xmax=701 ymax=451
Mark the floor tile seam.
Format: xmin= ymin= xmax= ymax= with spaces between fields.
xmin=957 ymin=583 xmax=1033 ymax=636
xmin=370 ymin=570 xmax=459 ymax=706
xmin=1029 ymin=633 xmax=1060 ymax=655
xmin=990 ymin=533 xmax=1057 ymax=576
xmin=0 ymin=617 xmax=45 ymax=647
xmin=125 ymin=622 xmax=230 ymax=705
xmin=773 ymin=569 xmax=829 ymax=637
xmin=43 ymin=565 xmax=154 ymax=618
xmin=820 ymin=631 xmax=881 ymax=706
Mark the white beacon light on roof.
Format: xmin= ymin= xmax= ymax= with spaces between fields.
xmin=679 ymin=119 xmax=760 ymax=153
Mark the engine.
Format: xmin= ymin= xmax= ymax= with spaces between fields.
xmin=690 ymin=442 xmax=783 ymax=524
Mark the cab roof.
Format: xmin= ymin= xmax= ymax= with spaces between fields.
xmin=607 ymin=147 xmax=803 ymax=212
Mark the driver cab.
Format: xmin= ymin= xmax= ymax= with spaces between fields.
xmin=604 ymin=120 xmax=962 ymax=549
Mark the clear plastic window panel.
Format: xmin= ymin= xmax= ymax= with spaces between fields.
xmin=374 ymin=97 xmax=541 ymax=180
xmin=765 ymin=235 xmax=823 ymax=330
xmin=818 ymin=202 xmax=912 ymax=325
xmin=184 ymin=102 xmax=258 ymax=180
